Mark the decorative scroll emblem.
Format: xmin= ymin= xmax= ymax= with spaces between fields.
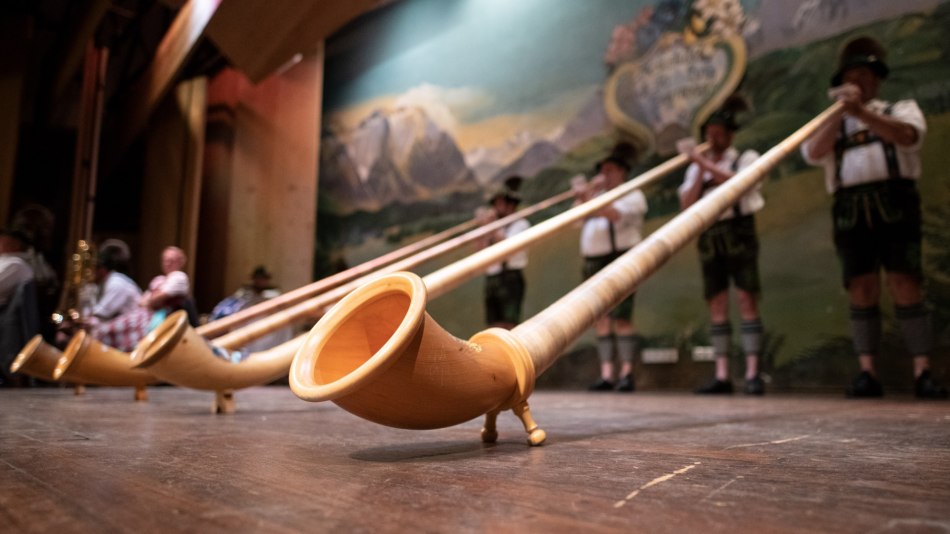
xmin=603 ymin=0 xmax=751 ymax=156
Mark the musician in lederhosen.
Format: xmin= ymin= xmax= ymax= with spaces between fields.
xmin=577 ymin=152 xmax=648 ymax=393
xmin=678 ymin=96 xmax=766 ymax=395
xmin=479 ymin=176 xmax=530 ymax=330
xmin=802 ymin=36 xmax=946 ymax=398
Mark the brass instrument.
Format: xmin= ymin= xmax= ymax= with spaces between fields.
xmin=51 ymin=239 xmax=96 ymax=326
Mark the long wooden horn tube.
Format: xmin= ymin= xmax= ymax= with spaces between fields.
xmin=192 ymin=188 xmax=575 ymax=351
xmin=128 ymin=150 xmax=693 ymax=396
xmin=200 ymin=187 xmax=577 ymax=338
xmin=9 ymin=335 xmax=63 ymax=382
xmin=289 ymin=103 xmax=844 ymax=444
xmin=196 ymin=216 xmax=481 ymax=338
xmin=211 ymin=152 xmax=694 ymax=350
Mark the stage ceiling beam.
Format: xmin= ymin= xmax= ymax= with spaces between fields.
xmin=119 ymin=0 xmax=221 ymax=147
xmin=205 ymin=0 xmax=387 ymax=83
xmin=50 ymin=0 xmax=112 ymax=111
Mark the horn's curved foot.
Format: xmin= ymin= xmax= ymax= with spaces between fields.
xmin=214 ymin=389 xmax=235 ymax=414
xmin=512 ymin=400 xmax=546 ymax=446
xmin=481 ymin=410 xmax=500 ymax=443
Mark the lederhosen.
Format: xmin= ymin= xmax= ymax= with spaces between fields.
xmin=582 ymin=214 xmax=635 ymax=319
xmin=831 ymin=104 xmax=922 ymax=286
xmin=484 ymin=223 xmax=525 ymax=325
xmin=696 ymin=156 xmax=760 ymax=299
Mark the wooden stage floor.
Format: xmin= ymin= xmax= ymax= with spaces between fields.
xmin=1 ymin=386 xmax=949 ymax=533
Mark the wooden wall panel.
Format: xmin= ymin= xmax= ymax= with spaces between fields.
xmin=225 ymin=51 xmax=322 ymax=302
xmin=0 ymin=16 xmax=30 ymax=226
xmin=194 ymin=49 xmax=322 ymax=312
xmin=138 ymin=78 xmax=207 ymax=286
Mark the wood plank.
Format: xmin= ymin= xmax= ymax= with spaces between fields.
xmin=1 ymin=388 xmax=948 ymax=532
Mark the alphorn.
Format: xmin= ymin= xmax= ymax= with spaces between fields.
xmin=288 ymin=103 xmax=844 ymax=445
xmin=53 ymin=330 xmax=156 ymax=401
xmin=209 ymin=188 xmax=576 ymax=349
xmin=45 ymin=215 xmax=478 ymax=395
xmin=196 ymin=216 xmax=481 ymax=338
xmin=48 ymin=201 xmax=519 ymax=394
xmin=9 ymin=335 xmax=64 ymax=383
xmin=131 ymin=151 xmax=697 ymax=411
xmin=8 ymin=335 xmax=89 ymax=395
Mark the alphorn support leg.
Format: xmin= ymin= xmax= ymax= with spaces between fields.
xmin=74 ymin=384 xmax=85 ymax=396
xmin=481 ymin=410 xmax=500 ymax=443
xmin=512 ymin=400 xmax=546 ymax=446
xmin=134 ymin=386 xmax=148 ymax=402
xmin=213 ymin=389 xmax=236 ymax=414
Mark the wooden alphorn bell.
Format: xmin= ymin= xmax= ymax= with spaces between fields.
xmin=288 ymin=103 xmax=844 ymax=445
xmin=9 ymin=335 xmax=66 ymax=384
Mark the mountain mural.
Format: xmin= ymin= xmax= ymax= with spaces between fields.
xmin=553 ymin=88 xmax=611 ymax=152
xmin=489 ymin=140 xmax=563 ymax=185
xmin=320 ymin=106 xmax=478 ymax=214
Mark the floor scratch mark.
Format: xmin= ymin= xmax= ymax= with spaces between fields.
xmin=725 ymin=434 xmax=811 ymax=450
xmin=701 ymin=476 xmax=742 ymax=502
xmin=614 ymin=462 xmax=700 ymax=508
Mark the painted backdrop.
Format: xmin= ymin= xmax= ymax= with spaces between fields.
xmin=317 ymin=0 xmax=950 ymax=389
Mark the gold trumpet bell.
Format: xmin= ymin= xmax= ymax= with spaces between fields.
xmin=290 ymin=272 xmax=536 ymax=432
xmin=10 ymin=335 xmax=62 ymax=382
xmin=55 ymin=330 xmax=154 ymax=400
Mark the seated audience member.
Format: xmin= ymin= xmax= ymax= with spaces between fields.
xmin=0 ymin=229 xmax=34 ymax=309
xmin=210 ymin=266 xmax=293 ymax=354
xmin=1 ymin=228 xmax=38 ymax=386
xmin=10 ymin=206 xmax=58 ymax=301
xmin=93 ymin=246 xmax=191 ymax=351
xmin=210 ymin=266 xmax=281 ymax=321
xmin=85 ymin=240 xmax=143 ymax=325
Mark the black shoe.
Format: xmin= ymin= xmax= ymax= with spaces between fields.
xmin=744 ymin=375 xmax=765 ymax=396
xmin=846 ymin=371 xmax=884 ymax=398
xmin=696 ymin=379 xmax=733 ymax=394
xmin=588 ymin=379 xmax=615 ymax=391
xmin=915 ymin=371 xmax=949 ymax=399
xmin=616 ymin=374 xmax=635 ymax=393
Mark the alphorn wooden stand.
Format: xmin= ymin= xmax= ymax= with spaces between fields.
xmin=133 ymin=153 xmax=696 ymax=411
xmin=289 ymin=103 xmax=844 ymax=445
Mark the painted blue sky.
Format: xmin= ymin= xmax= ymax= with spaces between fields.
xmin=321 ymin=0 xmax=948 ymax=158
xmin=325 ymin=0 xmax=647 ymax=118
xmin=324 ymin=0 xmax=945 ymax=120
